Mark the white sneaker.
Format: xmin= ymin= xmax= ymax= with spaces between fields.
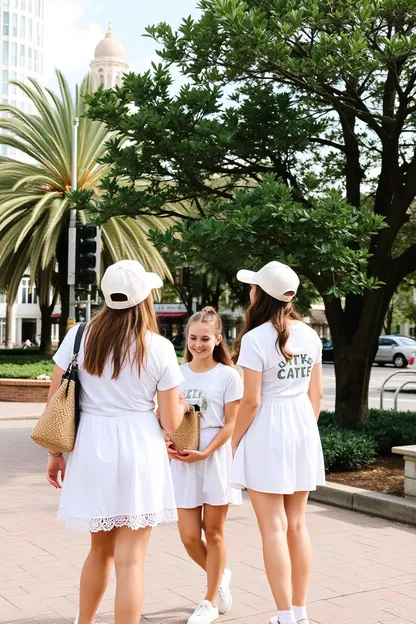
xmin=188 ymin=600 xmax=219 ymax=624
xmin=217 ymin=568 xmax=232 ymax=614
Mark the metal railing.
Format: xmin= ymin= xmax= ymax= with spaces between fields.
xmin=379 ymin=370 xmax=416 ymax=409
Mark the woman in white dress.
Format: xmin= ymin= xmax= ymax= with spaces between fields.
xmin=45 ymin=260 xmax=187 ymax=624
xmin=168 ymin=307 xmax=243 ymax=624
xmin=230 ymin=262 xmax=325 ymax=624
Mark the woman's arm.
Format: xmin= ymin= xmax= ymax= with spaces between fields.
xmin=157 ymin=387 xmax=188 ymax=433
xmin=308 ymin=362 xmax=323 ymax=420
xmin=231 ymin=368 xmax=262 ymax=455
xmin=177 ymin=399 xmax=241 ymax=464
xmin=46 ymin=365 xmax=67 ymax=488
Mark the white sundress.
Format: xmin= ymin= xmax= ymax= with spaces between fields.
xmin=170 ymin=362 xmax=243 ymax=508
xmin=229 ymin=322 xmax=326 ymax=494
xmin=53 ymin=325 xmax=184 ymax=532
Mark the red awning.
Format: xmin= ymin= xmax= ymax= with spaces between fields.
xmin=157 ymin=312 xmax=187 ymax=318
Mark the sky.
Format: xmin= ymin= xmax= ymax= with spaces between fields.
xmin=43 ymin=0 xmax=201 ymax=88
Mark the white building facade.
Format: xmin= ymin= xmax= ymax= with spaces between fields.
xmin=0 ymin=0 xmax=44 ymax=156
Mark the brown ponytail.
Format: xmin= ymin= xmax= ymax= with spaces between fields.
xmin=232 ymin=287 xmax=301 ymax=363
xmin=185 ymin=306 xmax=232 ymax=366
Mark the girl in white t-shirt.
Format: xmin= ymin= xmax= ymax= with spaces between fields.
xmin=44 ymin=261 xmax=188 ymax=624
xmin=230 ymin=262 xmax=325 ymax=624
xmin=168 ymin=307 xmax=243 ymax=624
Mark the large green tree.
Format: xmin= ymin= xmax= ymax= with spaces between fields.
xmin=0 ymin=71 xmax=172 ymax=352
xmin=86 ymin=0 xmax=416 ymax=425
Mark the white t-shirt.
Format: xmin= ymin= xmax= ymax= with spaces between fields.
xmin=237 ymin=322 xmax=322 ymax=398
xmin=53 ymin=325 xmax=184 ymax=416
xmin=179 ymin=362 xmax=243 ymax=429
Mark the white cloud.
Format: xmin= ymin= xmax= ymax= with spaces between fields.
xmin=43 ymin=0 xmax=104 ymax=87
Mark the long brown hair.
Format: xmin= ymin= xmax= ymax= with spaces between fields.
xmin=233 ymin=286 xmax=302 ymax=363
xmin=185 ymin=306 xmax=232 ymax=366
xmin=83 ymin=295 xmax=159 ymax=378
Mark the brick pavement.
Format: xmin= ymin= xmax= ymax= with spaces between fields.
xmin=0 ymin=420 xmax=416 ymax=624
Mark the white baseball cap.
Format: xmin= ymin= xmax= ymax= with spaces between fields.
xmin=101 ymin=260 xmax=163 ymax=310
xmin=237 ymin=261 xmax=299 ymax=302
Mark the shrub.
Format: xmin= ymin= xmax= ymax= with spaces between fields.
xmin=360 ymin=409 xmax=416 ymax=455
xmin=320 ymin=427 xmax=377 ymax=472
xmin=0 ymin=355 xmax=54 ymax=379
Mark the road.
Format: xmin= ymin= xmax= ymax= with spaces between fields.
xmin=322 ymin=363 xmax=416 ymax=411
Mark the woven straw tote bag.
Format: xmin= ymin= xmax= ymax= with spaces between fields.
xmin=168 ymin=405 xmax=201 ymax=451
xmin=31 ymin=323 xmax=86 ymax=453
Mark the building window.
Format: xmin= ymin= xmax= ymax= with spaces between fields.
xmin=99 ymin=73 xmax=104 ymax=86
xmin=0 ymin=292 xmax=6 ymax=303
xmin=3 ymin=11 xmax=10 ymax=35
xmin=19 ymin=44 xmax=25 ymax=68
xmin=12 ymin=0 xmax=17 ymax=8
xmin=12 ymin=12 xmax=17 ymax=36
xmin=34 ymin=0 xmax=38 ymax=15
xmin=28 ymin=17 xmax=32 ymax=41
xmin=10 ymin=71 xmax=17 ymax=95
xmin=20 ymin=15 xmax=25 ymax=38
xmin=11 ymin=42 xmax=17 ymax=66
xmin=20 ymin=278 xmax=37 ymax=304
xmin=27 ymin=47 xmax=32 ymax=70
xmin=3 ymin=0 xmax=10 ymax=7
xmin=33 ymin=48 xmax=38 ymax=72
xmin=28 ymin=0 xmax=32 ymax=11
xmin=20 ymin=0 xmax=26 ymax=9
xmin=2 ymin=71 xmax=9 ymax=96
xmin=3 ymin=41 xmax=9 ymax=65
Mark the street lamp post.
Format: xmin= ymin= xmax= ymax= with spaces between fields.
xmin=67 ymin=117 xmax=79 ymax=328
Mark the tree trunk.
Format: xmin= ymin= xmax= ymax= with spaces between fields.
xmin=40 ymin=305 xmax=53 ymax=354
xmin=324 ymin=288 xmax=387 ymax=426
xmin=333 ymin=341 xmax=374 ymax=426
xmin=5 ymin=298 xmax=13 ymax=348
xmin=384 ymin=304 xmax=393 ymax=335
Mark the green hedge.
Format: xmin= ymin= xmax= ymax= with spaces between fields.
xmin=0 ymin=355 xmax=54 ymax=379
xmin=318 ymin=409 xmax=416 ymax=472
xmin=320 ymin=427 xmax=377 ymax=471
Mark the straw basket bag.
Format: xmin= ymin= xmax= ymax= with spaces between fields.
xmin=31 ymin=323 xmax=86 ymax=453
xmin=168 ymin=405 xmax=201 ymax=451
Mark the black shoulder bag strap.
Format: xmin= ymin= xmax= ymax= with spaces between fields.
xmin=72 ymin=322 xmax=87 ymax=434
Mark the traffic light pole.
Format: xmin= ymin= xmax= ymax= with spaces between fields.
xmin=67 ymin=117 xmax=79 ymax=329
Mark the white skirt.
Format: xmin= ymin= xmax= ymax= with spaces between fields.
xmin=229 ymin=394 xmax=325 ymax=494
xmin=58 ymin=410 xmax=177 ymax=532
xmin=171 ymin=427 xmax=242 ymax=508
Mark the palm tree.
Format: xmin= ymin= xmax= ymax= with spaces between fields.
xmin=0 ymin=70 xmax=173 ymax=351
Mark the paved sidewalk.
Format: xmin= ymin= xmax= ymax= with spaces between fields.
xmin=0 ymin=403 xmax=44 ymax=421
xmin=0 ymin=421 xmax=416 ymax=624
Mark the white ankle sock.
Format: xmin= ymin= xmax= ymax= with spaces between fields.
xmin=278 ymin=610 xmax=296 ymax=624
xmin=293 ymin=605 xmax=308 ymax=621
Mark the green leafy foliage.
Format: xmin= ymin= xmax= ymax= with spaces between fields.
xmin=319 ymin=408 xmax=416 ymax=468
xmin=320 ymin=427 xmax=377 ymax=471
xmin=0 ymin=355 xmax=54 ymax=379
xmin=86 ymin=0 xmax=416 ymax=424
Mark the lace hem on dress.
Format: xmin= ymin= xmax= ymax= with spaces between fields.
xmin=57 ymin=507 xmax=178 ymax=532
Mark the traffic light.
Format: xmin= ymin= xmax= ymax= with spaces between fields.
xmin=75 ymin=224 xmax=100 ymax=286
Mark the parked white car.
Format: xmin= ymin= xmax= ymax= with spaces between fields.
xmin=375 ymin=335 xmax=416 ymax=368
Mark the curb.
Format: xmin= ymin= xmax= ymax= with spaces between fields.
xmin=309 ymin=482 xmax=416 ymax=526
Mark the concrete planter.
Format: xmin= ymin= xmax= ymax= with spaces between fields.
xmin=0 ymin=378 xmax=51 ymax=402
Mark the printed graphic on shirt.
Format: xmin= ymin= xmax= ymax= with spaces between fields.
xmin=182 ymin=388 xmax=208 ymax=418
xmin=277 ymin=354 xmax=314 ymax=380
